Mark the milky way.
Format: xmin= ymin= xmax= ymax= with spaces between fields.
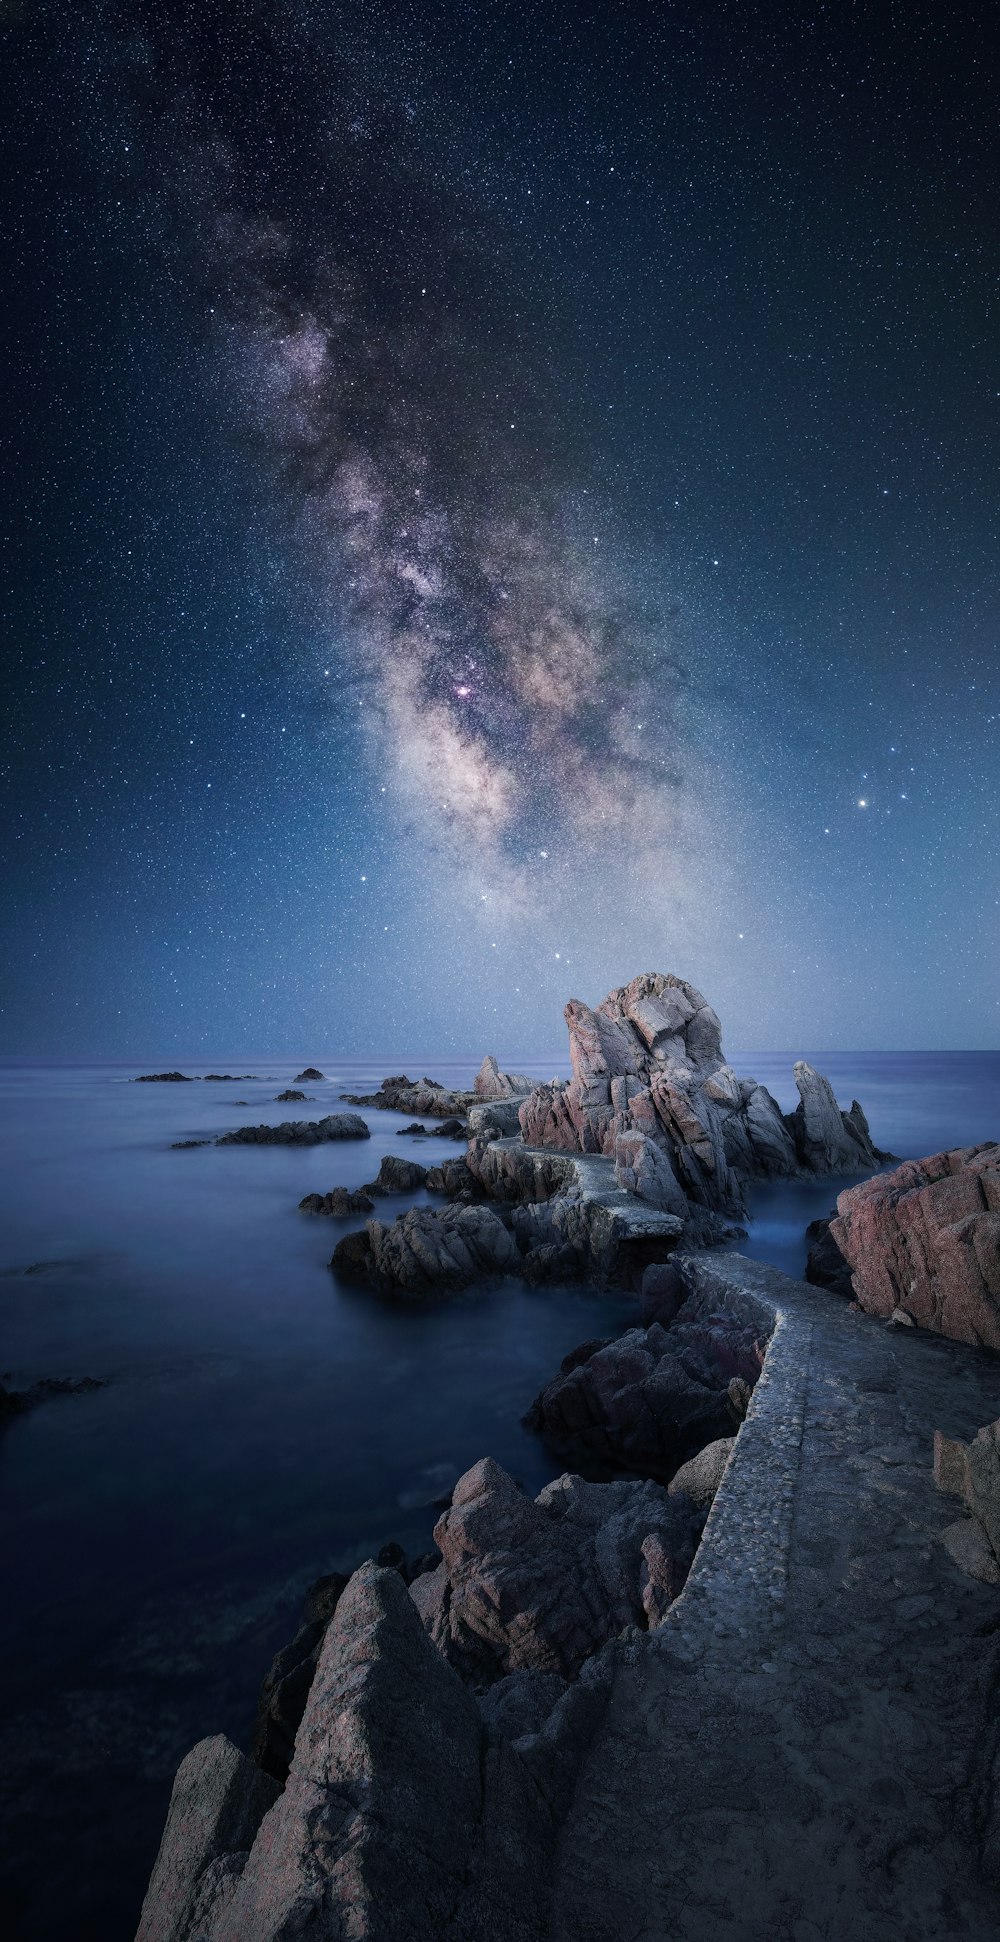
xmin=158 ymin=2 xmax=728 ymax=968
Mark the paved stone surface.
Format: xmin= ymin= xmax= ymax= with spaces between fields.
xmin=551 ymin=1253 xmax=1000 ymax=1941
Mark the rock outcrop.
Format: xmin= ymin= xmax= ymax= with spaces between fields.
xmin=274 ymin=1089 xmax=307 ymax=1103
xmin=410 ymin=1457 xmax=704 ymax=1683
xmin=133 ymin=1071 xmax=193 ymax=1082
xmin=512 ymin=973 xmax=889 ymax=1224
xmin=294 ymin=1067 xmax=324 ymax=1081
xmin=298 ymin=1187 xmax=375 ymax=1216
xmin=831 ymin=1144 xmax=1000 ymax=1346
xmin=474 ymin=1054 xmax=535 ymax=1101
xmin=135 ymin=1734 xmax=281 ymax=1942
xmin=526 ymin=1301 xmax=766 ymax=1480
xmin=216 ymin=1113 xmax=370 ymax=1146
xmin=331 ymin=1203 xmax=522 ymax=1295
xmin=342 ymin=1073 xmax=476 ymax=1118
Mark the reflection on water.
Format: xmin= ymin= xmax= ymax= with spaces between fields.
xmin=0 ymin=1049 xmax=997 ymax=1938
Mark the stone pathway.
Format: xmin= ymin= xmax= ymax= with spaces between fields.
xmin=551 ymin=1254 xmax=1000 ymax=1941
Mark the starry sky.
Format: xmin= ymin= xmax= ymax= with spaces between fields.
xmin=2 ymin=0 xmax=998 ymax=1058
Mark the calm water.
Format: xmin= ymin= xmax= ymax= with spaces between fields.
xmin=0 ymin=1050 xmax=997 ymax=1938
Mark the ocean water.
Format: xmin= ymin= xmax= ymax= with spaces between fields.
xmin=0 ymin=1050 xmax=998 ymax=1939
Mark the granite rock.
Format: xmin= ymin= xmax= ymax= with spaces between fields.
xmin=331 ymin=1202 xmax=520 ymax=1296
xmin=298 ymin=1187 xmax=375 ymax=1216
xmin=831 ymin=1143 xmax=1000 ymax=1346
xmin=135 ymin=1734 xmax=280 ymax=1942
xmin=216 ymin=1113 xmax=370 ymax=1146
xmin=410 ymin=1457 xmax=703 ymax=1682
xmin=667 ymin=1436 xmax=735 ymax=1509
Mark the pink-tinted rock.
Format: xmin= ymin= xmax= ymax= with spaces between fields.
xmin=831 ymin=1144 xmax=1000 ymax=1348
xmin=474 ymin=1054 xmax=535 ymax=1100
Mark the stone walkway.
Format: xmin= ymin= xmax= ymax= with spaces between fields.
xmin=551 ymin=1254 xmax=1000 ymax=1941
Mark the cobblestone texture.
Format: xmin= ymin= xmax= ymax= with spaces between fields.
xmin=551 ymin=1253 xmax=1000 ymax=1941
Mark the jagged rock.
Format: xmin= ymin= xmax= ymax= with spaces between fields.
xmin=294 ymin=1067 xmax=324 ymax=1081
xmin=274 ymin=1088 xmax=307 ymax=1102
xmin=209 ymin=1566 xmax=486 ymax=1942
xmin=425 ymin=1155 xmax=478 ymax=1196
xmin=135 ymin=1733 xmax=280 ymax=1942
xmin=474 ymin=1054 xmax=535 ymax=1100
xmin=331 ymin=1203 xmax=521 ymax=1296
xmin=526 ymin=1302 xmax=767 ymax=1479
xmin=216 ymin=1113 xmax=370 ymax=1146
xmin=343 ymin=1073 xmax=476 ymax=1118
xmin=251 ymin=1573 xmax=348 ymax=1782
xmin=133 ymin=1071 xmax=193 ymax=1082
xmin=362 ymin=1153 xmax=429 ymax=1195
xmin=831 ymin=1144 xmax=1000 ymax=1347
xmin=639 ymin=1261 xmax=686 ymax=1326
xmin=667 ymin=1437 xmax=734 ymax=1509
xmin=298 ymin=1187 xmax=375 ymax=1216
xmin=805 ymin=1214 xmax=855 ymax=1296
xmin=512 ymin=974 xmax=887 ymax=1227
xmin=614 ymin=1131 xmax=690 ymax=1216
xmin=788 ymin=1063 xmax=885 ymax=1173
xmin=410 ymin=1458 xmax=704 ymax=1682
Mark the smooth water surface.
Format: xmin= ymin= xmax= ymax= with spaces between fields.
xmin=0 ymin=1049 xmax=997 ymax=1938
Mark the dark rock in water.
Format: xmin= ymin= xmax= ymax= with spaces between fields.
xmin=362 ymin=1153 xmax=429 ymax=1195
xmin=1 ymin=1373 xmax=107 ymax=1420
xmin=397 ymin=1120 xmax=432 ymax=1136
xmin=832 ymin=1144 xmax=1000 ymax=1346
xmin=274 ymin=1088 xmax=307 ymax=1102
xmin=133 ymin=1071 xmax=193 ymax=1082
xmin=251 ymin=1571 xmax=349 ymax=1783
xmin=411 ymin=1457 xmax=704 ymax=1682
xmin=294 ymin=1066 xmax=325 ymax=1081
xmin=298 ymin=1187 xmax=375 ymax=1216
xmin=526 ymin=1301 xmax=767 ymax=1480
xmin=431 ymin=1113 xmax=469 ymax=1138
xmin=331 ymin=1203 xmax=520 ymax=1297
xmin=135 ymin=1734 xmax=281 ymax=1942
xmin=202 ymin=1074 xmax=259 ymax=1082
xmin=425 ymin=1156 xmax=478 ymax=1197
xmin=216 ymin=1113 xmax=369 ymax=1146
xmin=787 ymin=1064 xmax=894 ymax=1174
xmin=805 ymin=1214 xmax=855 ymax=1297
xmin=171 ymin=1138 xmax=212 ymax=1150
xmin=342 ymin=1073 xmax=477 ymax=1118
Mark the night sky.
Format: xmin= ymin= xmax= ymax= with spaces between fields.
xmin=3 ymin=0 xmax=998 ymax=1057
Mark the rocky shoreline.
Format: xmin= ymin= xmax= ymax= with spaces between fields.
xmin=133 ymin=970 xmax=1000 ymax=1941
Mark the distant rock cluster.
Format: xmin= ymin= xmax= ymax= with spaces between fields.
xmin=215 ymin=1114 xmax=370 ymax=1146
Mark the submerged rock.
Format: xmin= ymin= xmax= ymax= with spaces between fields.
xmin=832 ymin=1144 xmax=1000 ymax=1346
xmin=411 ymin=1457 xmax=704 ymax=1683
xmin=298 ymin=1187 xmax=375 ymax=1216
xmin=1 ymin=1373 xmax=107 ymax=1420
xmin=294 ymin=1067 xmax=324 ymax=1081
xmin=216 ymin=1113 xmax=369 ymax=1146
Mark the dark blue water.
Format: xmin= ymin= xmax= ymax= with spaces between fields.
xmin=0 ymin=1050 xmax=997 ymax=1939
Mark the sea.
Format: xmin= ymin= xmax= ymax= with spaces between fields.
xmin=1 ymin=1050 xmax=998 ymax=1939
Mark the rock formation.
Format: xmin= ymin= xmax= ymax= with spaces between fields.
xmin=526 ymin=1299 xmax=766 ymax=1479
xmin=934 ymin=1418 xmax=1000 ymax=1585
xmin=513 ymin=972 xmax=889 ymax=1222
xmin=294 ymin=1067 xmax=324 ymax=1081
xmin=216 ymin=1113 xmax=370 ymax=1146
xmin=410 ymin=1457 xmax=704 ymax=1682
xmin=332 ymin=1203 xmax=522 ymax=1295
xmin=342 ymin=1073 xmax=478 ymax=1118
xmin=474 ymin=1054 xmax=535 ymax=1100
xmin=831 ymin=1143 xmax=1000 ymax=1346
xmin=133 ymin=1071 xmax=194 ymax=1082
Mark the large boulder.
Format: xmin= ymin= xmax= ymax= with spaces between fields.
xmin=331 ymin=1203 xmax=521 ymax=1296
xmin=831 ymin=1144 xmax=1000 ymax=1346
xmin=526 ymin=1304 xmax=767 ymax=1479
xmin=410 ymin=1457 xmax=704 ymax=1683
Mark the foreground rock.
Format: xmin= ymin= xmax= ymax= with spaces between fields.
xmin=216 ymin=1113 xmax=369 ymax=1146
xmin=412 ymin=1457 xmax=704 ymax=1681
xmin=832 ymin=1143 xmax=1000 ymax=1346
xmin=514 ymin=972 xmax=890 ymax=1221
xmin=526 ymin=1299 xmax=766 ymax=1479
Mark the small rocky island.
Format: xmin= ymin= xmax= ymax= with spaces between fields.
xmin=136 ymin=972 xmax=1000 ymax=1942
